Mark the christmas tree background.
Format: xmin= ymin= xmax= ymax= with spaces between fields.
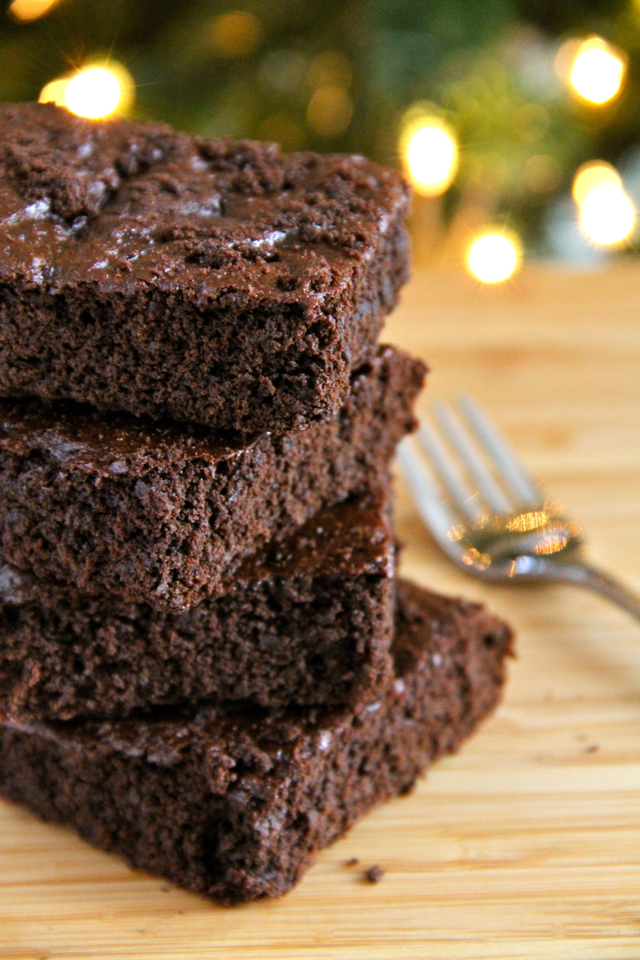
xmin=2 ymin=0 xmax=639 ymax=264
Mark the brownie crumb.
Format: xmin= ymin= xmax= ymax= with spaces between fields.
xmin=365 ymin=865 xmax=385 ymax=884
xmin=345 ymin=858 xmax=360 ymax=868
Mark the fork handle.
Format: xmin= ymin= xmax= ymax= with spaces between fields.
xmin=550 ymin=562 xmax=640 ymax=622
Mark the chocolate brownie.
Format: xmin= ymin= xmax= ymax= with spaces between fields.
xmin=0 ymin=489 xmax=396 ymax=721
xmin=0 ymin=102 xmax=411 ymax=436
xmin=0 ymin=345 xmax=425 ymax=613
xmin=0 ymin=580 xmax=514 ymax=904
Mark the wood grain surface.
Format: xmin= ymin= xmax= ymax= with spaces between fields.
xmin=1 ymin=263 xmax=640 ymax=960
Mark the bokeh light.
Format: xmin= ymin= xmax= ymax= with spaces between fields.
xmin=580 ymin=184 xmax=635 ymax=245
xmin=9 ymin=0 xmax=59 ymax=21
xmin=401 ymin=116 xmax=458 ymax=197
xmin=258 ymin=49 xmax=307 ymax=96
xmin=211 ymin=11 xmax=261 ymax=58
xmin=38 ymin=77 xmax=69 ymax=108
xmin=305 ymin=51 xmax=353 ymax=138
xmin=467 ymin=232 xmax=521 ymax=283
xmin=39 ymin=63 xmax=133 ymax=119
xmin=307 ymin=51 xmax=352 ymax=91
xmin=572 ymin=161 xmax=621 ymax=207
xmin=306 ymin=85 xmax=353 ymax=137
xmin=569 ymin=37 xmax=625 ymax=105
xmin=65 ymin=67 xmax=120 ymax=118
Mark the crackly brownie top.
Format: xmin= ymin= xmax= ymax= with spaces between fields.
xmin=0 ymin=102 xmax=409 ymax=308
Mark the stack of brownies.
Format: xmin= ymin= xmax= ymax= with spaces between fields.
xmin=0 ymin=103 xmax=513 ymax=904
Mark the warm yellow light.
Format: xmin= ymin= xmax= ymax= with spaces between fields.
xmin=39 ymin=63 xmax=133 ymax=119
xmin=9 ymin=0 xmax=59 ymax=22
xmin=467 ymin=233 xmax=521 ymax=284
xmin=38 ymin=77 xmax=69 ymax=108
xmin=580 ymin=184 xmax=635 ymax=245
xmin=402 ymin=118 xmax=458 ymax=197
xmin=64 ymin=67 xmax=121 ymax=119
xmin=572 ymin=159 xmax=635 ymax=244
xmin=572 ymin=161 xmax=621 ymax=206
xmin=569 ymin=37 xmax=625 ymax=105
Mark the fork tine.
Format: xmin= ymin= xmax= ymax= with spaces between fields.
xmin=458 ymin=394 xmax=543 ymax=507
xmin=434 ymin=401 xmax=512 ymax=515
xmin=396 ymin=438 xmax=464 ymax=557
xmin=416 ymin=420 xmax=483 ymax=522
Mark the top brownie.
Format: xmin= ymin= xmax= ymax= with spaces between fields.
xmin=0 ymin=103 xmax=410 ymax=436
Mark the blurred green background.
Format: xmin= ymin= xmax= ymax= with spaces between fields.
xmin=3 ymin=0 xmax=640 ymax=267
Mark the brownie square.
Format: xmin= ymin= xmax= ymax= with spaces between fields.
xmin=0 ymin=345 xmax=425 ymax=613
xmin=0 ymin=102 xmax=410 ymax=436
xmin=0 ymin=580 xmax=513 ymax=904
xmin=0 ymin=488 xmax=396 ymax=721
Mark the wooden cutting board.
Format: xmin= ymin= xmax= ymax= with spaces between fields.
xmin=2 ymin=263 xmax=640 ymax=960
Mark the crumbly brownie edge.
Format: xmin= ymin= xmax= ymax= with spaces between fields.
xmin=0 ymin=580 xmax=514 ymax=904
xmin=0 ymin=490 xmax=396 ymax=720
xmin=0 ymin=346 xmax=426 ymax=612
xmin=0 ymin=235 xmax=407 ymax=435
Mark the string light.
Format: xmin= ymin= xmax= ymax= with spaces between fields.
xmin=570 ymin=160 xmax=635 ymax=245
xmin=8 ymin=0 xmax=59 ymax=22
xmin=64 ymin=67 xmax=121 ymax=118
xmin=572 ymin=161 xmax=621 ymax=206
xmin=580 ymin=184 xmax=635 ymax=245
xmin=569 ymin=37 xmax=625 ymax=105
xmin=401 ymin=112 xmax=458 ymax=197
xmin=39 ymin=63 xmax=133 ymax=119
xmin=467 ymin=232 xmax=521 ymax=284
xmin=38 ymin=77 xmax=69 ymax=108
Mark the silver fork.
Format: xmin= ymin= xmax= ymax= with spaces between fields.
xmin=397 ymin=395 xmax=640 ymax=622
